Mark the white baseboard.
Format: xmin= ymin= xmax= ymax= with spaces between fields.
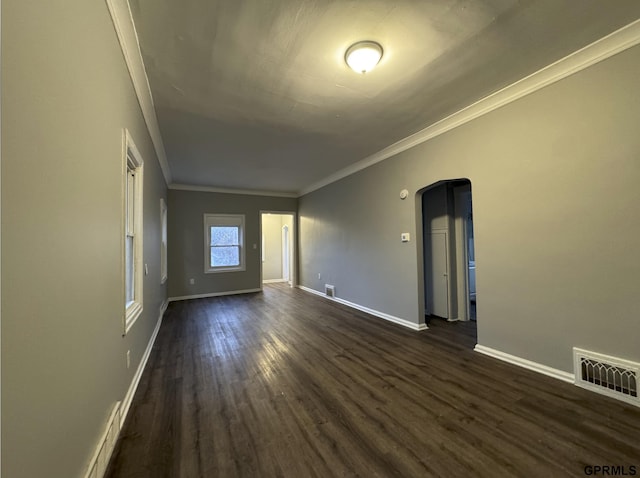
xmin=262 ymin=279 xmax=287 ymax=284
xmin=474 ymin=344 xmax=574 ymax=383
xmin=168 ymin=288 xmax=261 ymax=302
xmin=120 ymin=300 xmax=167 ymax=427
xmin=83 ymin=402 xmax=121 ymax=478
xmin=297 ymin=285 xmax=427 ymax=331
xmin=84 ymin=300 xmax=168 ymax=478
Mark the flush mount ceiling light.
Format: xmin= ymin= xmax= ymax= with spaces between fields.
xmin=345 ymin=41 xmax=383 ymax=74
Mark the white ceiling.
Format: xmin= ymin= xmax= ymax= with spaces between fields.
xmin=128 ymin=0 xmax=640 ymax=194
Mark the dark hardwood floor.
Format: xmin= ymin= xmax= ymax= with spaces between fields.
xmin=106 ymin=284 xmax=640 ymax=477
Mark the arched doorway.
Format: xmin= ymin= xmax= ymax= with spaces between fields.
xmin=421 ymin=179 xmax=476 ymax=329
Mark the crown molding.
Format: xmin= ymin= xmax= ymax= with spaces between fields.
xmin=169 ymin=183 xmax=298 ymax=198
xmin=299 ymin=18 xmax=640 ymax=197
xmin=105 ymin=0 xmax=172 ymax=185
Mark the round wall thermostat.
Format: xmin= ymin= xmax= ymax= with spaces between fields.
xmin=399 ymin=189 xmax=409 ymax=200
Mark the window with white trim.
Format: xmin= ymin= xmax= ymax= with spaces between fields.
xmin=204 ymin=214 xmax=245 ymax=273
xmin=124 ymin=130 xmax=144 ymax=333
xmin=160 ymin=198 xmax=168 ymax=284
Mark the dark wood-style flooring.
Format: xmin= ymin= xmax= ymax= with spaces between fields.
xmin=106 ymin=284 xmax=640 ymax=477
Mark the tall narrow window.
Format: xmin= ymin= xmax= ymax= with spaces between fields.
xmin=204 ymin=214 xmax=245 ymax=273
xmin=160 ymin=198 xmax=168 ymax=284
xmin=124 ymin=130 xmax=144 ymax=333
xmin=125 ymin=168 xmax=136 ymax=304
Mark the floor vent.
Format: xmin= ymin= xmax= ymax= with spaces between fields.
xmin=325 ymin=284 xmax=335 ymax=298
xmin=573 ymin=348 xmax=639 ymax=407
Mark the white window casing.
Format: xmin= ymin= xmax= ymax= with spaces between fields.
xmin=124 ymin=130 xmax=144 ymax=333
xmin=204 ymin=214 xmax=246 ymax=273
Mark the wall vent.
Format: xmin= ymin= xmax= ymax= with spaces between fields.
xmin=573 ymin=348 xmax=639 ymax=407
xmin=325 ymin=284 xmax=335 ymax=298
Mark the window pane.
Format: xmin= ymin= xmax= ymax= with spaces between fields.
xmin=160 ymin=199 xmax=168 ymax=280
xmin=126 ymin=236 xmax=134 ymax=303
xmin=127 ymin=171 xmax=135 ymax=234
xmin=211 ymin=246 xmax=240 ymax=267
xmin=211 ymin=226 xmax=239 ymax=246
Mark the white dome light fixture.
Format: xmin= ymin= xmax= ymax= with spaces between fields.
xmin=345 ymin=41 xmax=383 ymax=74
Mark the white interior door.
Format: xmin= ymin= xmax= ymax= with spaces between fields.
xmin=430 ymin=231 xmax=449 ymax=318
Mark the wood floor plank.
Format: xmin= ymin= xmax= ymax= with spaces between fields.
xmin=106 ymin=284 xmax=640 ymax=478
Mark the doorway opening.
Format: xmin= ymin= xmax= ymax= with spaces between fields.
xmin=420 ymin=179 xmax=476 ymax=336
xmin=260 ymin=212 xmax=296 ymax=287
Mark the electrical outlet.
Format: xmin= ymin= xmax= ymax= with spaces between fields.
xmin=126 ymin=350 xmax=130 ymax=369
xmin=190 ymin=278 xmax=195 ymax=285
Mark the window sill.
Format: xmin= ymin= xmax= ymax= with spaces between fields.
xmin=205 ymin=266 xmax=246 ymax=274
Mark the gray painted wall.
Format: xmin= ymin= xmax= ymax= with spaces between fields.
xmin=299 ymin=44 xmax=640 ymax=373
xmin=2 ymin=1 xmax=168 ymax=477
xmin=168 ymin=190 xmax=297 ymax=298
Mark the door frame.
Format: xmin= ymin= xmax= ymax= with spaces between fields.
xmin=259 ymin=211 xmax=297 ymax=288
xmin=453 ymin=185 xmax=472 ymax=321
xmin=282 ymin=224 xmax=290 ymax=283
xmin=417 ymin=178 xmax=475 ymax=330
